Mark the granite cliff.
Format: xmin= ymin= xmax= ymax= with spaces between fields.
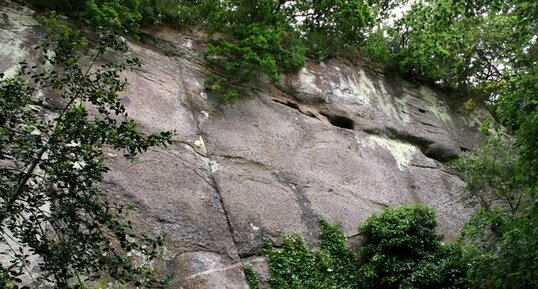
xmin=0 ymin=3 xmax=493 ymax=288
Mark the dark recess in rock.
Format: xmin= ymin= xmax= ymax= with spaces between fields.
xmin=319 ymin=111 xmax=355 ymax=130
xmin=364 ymin=127 xmax=460 ymax=163
xmin=423 ymin=143 xmax=459 ymax=162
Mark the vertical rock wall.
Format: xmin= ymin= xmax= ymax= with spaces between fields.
xmin=0 ymin=3 xmax=493 ymax=288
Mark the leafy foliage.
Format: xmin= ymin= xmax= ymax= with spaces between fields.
xmin=393 ymin=0 xmax=481 ymax=89
xmin=26 ymin=0 xmax=391 ymax=102
xmin=358 ymin=205 xmax=469 ymax=289
xmin=202 ymin=0 xmax=305 ymax=102
xmin=464 ymin=205 xmax=538 ymax=289
xmin=243 ymin=266 xmax=261 ymax=289
xmin=451 ymin=32 xmax=536 ymax=288
xmin=389 ymin=3 xmax=537 ymax=287
xmin=453 ymin=135 xmax=537 ymax=289
xmin=19 ymin=1 xmax=538 ymax=287
xmin=0 ymin=16 xmax=172 ymax=288
xmin=263 ymin=219 xmax=357 ymax=289
xmin=294 ymin=0 xmax=375 ymax=60
xmin=451 ymin=136 xmax=524 ymax=212
xmin=84 ymin=0 xmax=145 ymax=33
xmin=261 ymin=207 xmax=470 ymax=289
xmin=374 ymin=0 xmax=537 ymax=93
xmin=496 ymin=68 xmax=538 ymax=186
xmin=26 ymin=0 xmax=147 ymax=34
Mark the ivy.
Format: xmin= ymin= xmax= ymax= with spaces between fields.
xmin=263 ymin=219 xmax=357 ymax=289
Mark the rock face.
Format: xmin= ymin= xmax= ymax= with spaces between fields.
xmin=0 ymin=3 xmax=493 ymax=288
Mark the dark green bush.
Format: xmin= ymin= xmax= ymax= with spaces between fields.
xmin=204 ymin=22 xmax=305 ymax=102
xmin=260 ymin=206 xmax=471 ymax=289
xmin=358 ymin=205 xmax=470 ymax=289
xmin=464 ymin=205 xmax=538 ymax=289
xmin=202 ymin=0 xmax=305 ymax=102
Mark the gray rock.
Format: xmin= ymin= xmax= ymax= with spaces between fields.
xmin=172 ymin=251 xmax=248 ymax=289
xmin=0 ymin=3 xmax=493 ymax=287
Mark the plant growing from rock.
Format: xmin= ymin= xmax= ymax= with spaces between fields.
xmin=201 ymin=0 xmax=378 ymax=102
xmin=0 ymin=15 xmax=173 ymax=288
xmin=203 ymin=0 xmax=306 ymax=102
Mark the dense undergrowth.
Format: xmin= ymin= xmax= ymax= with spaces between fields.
xmin=251 ymin=205 xmax=471 ymax=289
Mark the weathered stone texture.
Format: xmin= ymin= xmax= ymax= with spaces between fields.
xmin=0 ymin=3 xmax=494 ymax=288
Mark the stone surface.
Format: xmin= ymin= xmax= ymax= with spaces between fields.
xmin=173 ymin=251 xmax=248 ymax=289
xmin=0 ymin=1 xmax=40 ymax=79
xmin=0 ymin=2 xmax=494 ymax=288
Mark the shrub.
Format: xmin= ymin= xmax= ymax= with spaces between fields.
xmin=204 ymin=22 xmax=305 ymax=102
xmin=358 ymin=205 xmax=469 ymax=289
xmin=202 ymin=1 xmax=305 ymax=102
xmin=262 ymin=219 xmax=357 ymax=289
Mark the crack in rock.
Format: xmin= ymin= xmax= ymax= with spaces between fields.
xmin=271 ymin=98 xmax=320 ymax=120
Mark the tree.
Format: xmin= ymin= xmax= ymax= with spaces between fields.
xmin=378 ymin=0 xmax=536 ymax=93
xmin=0 ymin=16 xmax=173 ymax=288
xmin=452 ymin=115 xmax=537 ymax=289
xmin=453 ymin=135 xmax=538 ymax=289
xmin=443 ymin=1 xmax=537 ymax=287
xmin=293 ymin=0 xmax=375 ymax=60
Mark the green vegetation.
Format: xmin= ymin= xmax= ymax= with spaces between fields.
xmin=0 ymin=15 xmax=172 ymax=289
xmin=25 ymin=0 xmax=382 ymax=101
xmin=358 ymin=205 xmax=469 ymax=289
xmin=452 ymin=132 xmax=537 ymax=288
xmin=197 ymin=0 xmax=378 ymax=101
xmin=294 ymin=0 xmax=375 ymax=60
xmin=262 ymin=219 xmax=356 ymax=289
xmin=381 ymin=0 xmax=537 ymax=93
xmin=202 ymin=0 xmax=306 ymax=102
xmin=253 ymin=206 xmax=469 ymax=289
xmin=5 ymin=0 xmax=538 ymax=288
xmin=244 ymin=266 xmax=262 ymax=289
xmin=25 ymin=0 xmax=536 ymax=100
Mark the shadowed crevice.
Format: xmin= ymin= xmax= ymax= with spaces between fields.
xmin=319 ymin=111 xmax=355 ymax=130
